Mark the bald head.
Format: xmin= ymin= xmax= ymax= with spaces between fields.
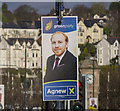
xmin=50 ymin=31 xmax=69 ymax=57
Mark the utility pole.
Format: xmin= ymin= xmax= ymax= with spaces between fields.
xmin=24 ymin=47 xmax=27 ymax=110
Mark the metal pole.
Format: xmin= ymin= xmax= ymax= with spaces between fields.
xmin=64 ymin=100 xmax=66 ymax=110
xmin=93 ymin=59 xmax=94 ymax=97
xmin=56 ymin=101 xmax=63 ymax=110
xmin=24 ymin=47 xmax=27 ymax=110
xmin=68 ymin=100 xmax=70 ymax=110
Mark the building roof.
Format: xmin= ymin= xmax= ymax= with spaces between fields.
xmin=2 ymin=23 xmax=20 ymax=28
xmin=94 ymin=37 xmax=120 ymax=45
xmin=5 ymin=38 xmax=41 ymax=46
xmin=84 ymin=20 xmax=103 ymax=28
xmin=2 ymin=21 xmax=41 ymax=29
xmin=107 ymin=37 xmax=120 ymax=44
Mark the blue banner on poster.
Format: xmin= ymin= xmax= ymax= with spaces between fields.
xmin=42 ymin=17 xmax=77 ymax=33
xmin=44 ymin=81 xmax=77 ymax=100
xmin=42 ymin=16 xmax=78 ymax=101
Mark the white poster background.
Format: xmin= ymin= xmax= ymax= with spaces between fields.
xmin=42 ymin=31 xmax=78 ymax=78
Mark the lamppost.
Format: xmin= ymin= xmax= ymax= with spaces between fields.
xmin=24 ymin=45 xmax=32 ymax=110
xmin=90 ymin=57 xmax=96 ymax=97
xmin=24 ymin=46 xmax=27 ymax=110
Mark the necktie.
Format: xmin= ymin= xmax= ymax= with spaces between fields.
xmin=54 ymin=57 xmax=60 ymax=69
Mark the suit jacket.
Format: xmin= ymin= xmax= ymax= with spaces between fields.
xmin=44 ymin=50 xmax=77 ymax=83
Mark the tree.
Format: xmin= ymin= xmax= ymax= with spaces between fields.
xmin=14 ymin=5 xmax=39 ymax=23
xmin=109 ymin=2 xmax=120 ymax=11
xmin=86 ymin=43 xmax=96 ymax=57
xmin=79 ymin=43 xmax=96 ymax=61
xmin=72 ymin=4 xmax=91 ymax=20
xmin=2 ymin=3 xmax=8 ymax=11
xmin=103 ymin=26 xmax=111 ymax=37
xmin=91 ymin=3 xmax=106 ymax=15
xmin=108 ymin=2 xmax=120 ymax=37
xmin=2 ymin=3 xmax=15 ymax=23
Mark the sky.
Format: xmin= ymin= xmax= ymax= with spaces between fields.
xmin=1 ymin=0 xmax=119 ymax=15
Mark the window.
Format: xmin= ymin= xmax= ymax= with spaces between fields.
xmin=109 ymin=50 xmax=111 ymax=55
xmin=18 ymin=60 xmax=20 ymax=67
xmin=80 ymin=39 xmax=83 ymax=42
xmin=27 ymin=53 xmax=29 ymax=57
xmin=100 ymin=50 xmax=102 ymax=54
xmin=79 ymin=27 xmax=84 ymax=32
xmin=15 ymin=44 xmax=19 ymax=49
xmin=36 ymin=62 xmax=38 ymax=66
xmin=33 ymin=45 xmax=36 ymax=49
xmin=93 ymin=28 xmax=98 ymax=33
xmin=36 ymin=53 xmax=38 ymax=57
xmin=117 ymin=50 xmax=119 ymax=55
xmin=14 ymin=61 xmax=16 ymax=66
xmin=80 ymin=33 xmax=83 ymax=36
xmin=32 ymin=53 xmax=34 ymax=57
xmin=79 ymin=27 xmax=82 ymax=32
xmin=24 ymin=30 xmax=26 ymax=34
xmin=14 ymin=51 xmax=16 ymax=58
xmin=114 ymin=50 xmax=116 ymax=55
xmin=100 ymin=58 xmax=102 ymax=63
xmin=115 ymin=43 xmax=117 ymax=47
xmin=32 ymin=62 xmax=34 ymax=67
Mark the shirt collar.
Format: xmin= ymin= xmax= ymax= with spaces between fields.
xmin=55 ymin=49 xmax=67 ymax=62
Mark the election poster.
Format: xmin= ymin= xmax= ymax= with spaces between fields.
xmin=41 ymin=16 xmax=78 ymax=100
xmin=89 ymin=98 xmax=98 ymax=110
xmin=0 ymin=85 xmax=4 ymax=109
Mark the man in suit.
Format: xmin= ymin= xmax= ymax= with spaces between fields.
xmin=44 ymin=31 xmax=77 ymax=83
xmin=90 ymin=99 xmax=97 ymax=109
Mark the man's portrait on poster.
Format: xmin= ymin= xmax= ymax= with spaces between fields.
xmin=44 ymin=31 xmax=77 ymax=83
xmin=90 ymin=99 xmax=97 ymax=109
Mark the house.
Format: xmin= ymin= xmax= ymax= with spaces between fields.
xmin=0 ymin=21 xmax=41 ymax=69
xmin=94 ymin=14 xmax=109 ymax=20
xmin=93 ymin=14 xmax=109 ymax=26
xmin=0 ymin=37 xmax=41 ymax=69
xmin=95 ymin=37 xmax=120 ymax=65
xmin=78 ymin=19 xmax=103 ymax=44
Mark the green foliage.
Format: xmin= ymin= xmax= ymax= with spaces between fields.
xmin=20 ymin=75 xmax=25 ymax=83
xmin=2 ymin=13 xmax=8 ymax=23
xmin=2 ymin=3 xmax=8 ymax=11
xmin=91 ymin=3 xmax=106 ymax=15
xmin=14 ymin=4 xmax=39 ymax=23
xmin=99 ymin=65 xmax=120 ymax=109
xmin=103 ymin=26 xmax=111 ymax=36
xmin=79 ymin=43 xmax=96 ymax=61
xmin=110 ymin=55 xmax=119 ymax=65
xmin=72 ymin=4 xmax=91 ymax=20
xmin=109 ymin=2 xmax=120 ymax=11
xmin=83 ymin=47 xmax=88 ymax=57
xmin=86 ymin=43 xmax=96 ymax=57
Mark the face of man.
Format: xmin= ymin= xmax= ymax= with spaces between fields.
xmin=51 ymin=33 xmax=68 ymax=57
xmin=91 ymin=99 xmax=95 ymax=105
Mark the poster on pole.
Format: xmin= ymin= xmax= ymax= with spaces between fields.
xmin=89 ymin=98 xmax=98 ymax=109
xmin=42 ymin=16 xmax=78 ymax=100
xmin=0 ymin=85 xmax=4 ymax=109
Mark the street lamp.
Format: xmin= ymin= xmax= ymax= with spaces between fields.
xmin=90 ymin=57 xmax=96 ymax=97
xmin=24 ymin=45 xmax=32 ymax=110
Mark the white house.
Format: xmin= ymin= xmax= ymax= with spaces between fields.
xmin=95 ymin=37 xmax=120 ymax=65
xmin=0 ymin=37 xmax=41 ymax=69
xmin=0 ymin=21 xmax=41 ymax=69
